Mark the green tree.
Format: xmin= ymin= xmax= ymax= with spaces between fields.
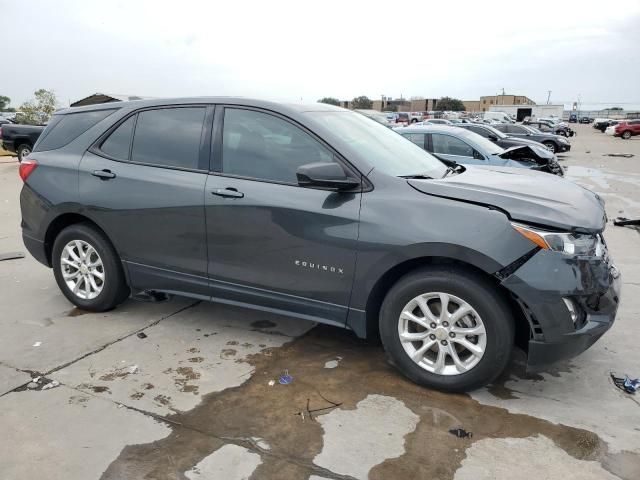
xmin=608 ymin=107 xmax=623 ymax=111
xmin=351 ymin=95 xmax=372 ymax=109
xmin=435 ymin=96 xmax=466 ymax=111
xmin=318 ymin=97 xmax=340 ymax=106
xmin=19 ymin=89 xmax=58 ymax=125
xmin=0 ymin=95 xmax=10 ymax=110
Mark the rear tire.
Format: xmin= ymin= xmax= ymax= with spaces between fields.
xmin=622 ymin=131 xmax=632 ymax=140
xmin=543 ymin=141 xmax=557 ymax=153
xmin=379 ymin=266 xmax=514 ymax=392
xmin=17 ymin=143 xmax=31 ymax=162
xmin=52 ymin=223 xmax=130 ymax=311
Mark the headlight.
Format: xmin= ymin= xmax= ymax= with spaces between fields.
xmin=558 ymin=137 xmax=569 ymax=143
xmin=512 ymin=223 xmax=604 ymax=256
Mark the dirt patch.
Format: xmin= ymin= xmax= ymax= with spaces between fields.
xmin=220 ymin=349 xmax=237 ymax=359
xmin=130 ymin=392 xmax=145 ymax=400
xmin=67 ymin=307 xmax=90 ymax=317
xmin=188 ymin=357 xmax=205 ymax=363
xmin=187 ymin=347 xmax=200 ymax=354
xmin=226 ymin=340 xmax=239 ymax=346
xmin=101 ymin=325 xmax=627 ymax=480
xmin=251 ymin=320 xmax=277 ymax=329
xmin=78 ymin=383 xmax=111 ymax=394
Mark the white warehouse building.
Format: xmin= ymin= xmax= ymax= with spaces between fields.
xmin=488 ymin=104 xmax=565 ymax=121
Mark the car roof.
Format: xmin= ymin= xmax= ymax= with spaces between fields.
xmin=54 ymin=97 xmax=345 ymax=116
xmin=394 ymin=125 xmax=473 ymax=136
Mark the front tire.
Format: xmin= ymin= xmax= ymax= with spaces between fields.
xmin=622 ymin=131 xmax=632 ymax=140
xmin=52 ymin=223 xmax=130 ymax=311
xmin=379 ymin=266 xmax=514 ymax=392
xmin=543 ymin=141 xmax=557 ymax=153
xmin=17 ymin=143 xmax=31 ymax=162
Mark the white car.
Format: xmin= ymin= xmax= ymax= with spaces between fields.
xmin=605 ymin=125 xmax=617 ymax=135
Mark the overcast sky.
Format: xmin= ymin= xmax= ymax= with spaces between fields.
xmin=3 ymin=0 xmax=640 ymax=110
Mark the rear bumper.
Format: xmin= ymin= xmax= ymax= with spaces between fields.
xmin=23 ymin=232 xmax=49 ymax=266
xmin=501 ymin=248 xmax=621 ymax=368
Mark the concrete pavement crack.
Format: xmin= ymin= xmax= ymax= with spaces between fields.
xmin=0 ymin=300 xmax=201 ymax=399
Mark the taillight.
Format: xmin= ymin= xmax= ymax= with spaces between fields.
xmin=19 ymin=159 xmax=38 ymax=182
xmin=0 ymin=127 xmax=3 ymax=139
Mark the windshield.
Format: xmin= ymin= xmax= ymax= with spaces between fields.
xmin=521 ymin=125 xmax=539 ymax=134
xmin=309 ymin=111 xmax=447 ymax=178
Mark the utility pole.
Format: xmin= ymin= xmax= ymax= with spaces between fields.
xmin=546 ymin=90 xmax=552 ymax=104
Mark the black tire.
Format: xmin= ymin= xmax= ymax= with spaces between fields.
xmin=543 ymin=141 xmax=557 ymax=153
xmin=52 ymin=223 xmax=130 ymax=311
xmin=410 ymin=118 xmax=418 ymax=124
xmin=17 ymin=143 xmax=32 ymax=162
xmin=622 ymin=131 xmax=632 ymax=140
xmin=379 ymin=266 xmax=514 ymax=392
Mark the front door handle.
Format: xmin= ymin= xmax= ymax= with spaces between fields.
xmin=92 ymin=169 xmax=116 ymax=180
xmin=212 ymin=188 xmax=244 ymax=198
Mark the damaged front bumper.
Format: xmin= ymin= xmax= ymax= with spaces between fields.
xmin=500 ymin=248 xmax=621 ymax=369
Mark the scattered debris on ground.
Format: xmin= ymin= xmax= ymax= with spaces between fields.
xmin=136 ymin=332 xmax=148 ymax=339
xmin=323 ymin=356 xmax=342 ymax=369
xmin=613 ymin=217 xmax=640 ymax=228
xmin=611 ymin=373 xmax=640 ymax=394
xmin=32 ymin=341 xmax=42 ymax=347
xmin=449 ymin=428 xmax=473 ymax=439
xmin=0 ymin=251 xmax=25 ymax=261
xmin=603 ymin=153 xmax=634 ymax=158
xmin=19 ymin=375 xmax=60 ymax=392
xmin=278 ymin=370 xmax=293 ymax=385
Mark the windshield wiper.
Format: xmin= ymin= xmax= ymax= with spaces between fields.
xmin=399 ymin=173 xmax=433 ymax=179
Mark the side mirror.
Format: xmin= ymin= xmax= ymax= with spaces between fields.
xmin=296 ymin=162 xmax=359 ymax=190
xmin=488 ymin=134 xmax=498 ymax=141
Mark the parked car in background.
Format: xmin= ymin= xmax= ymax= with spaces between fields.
xmin=421 ymin=118 xmax=453 ymax=126
xmin=355 ymin=109 xmax=397 ymax=128
xmin=394 ymin=125 xmax=563 ymax=175
xmin=484 ymin=111 xmax=514 ymax=123
xmin=525 ymin=120 xmax=574 ymax=137
xmin=456 ymin=123 xmax=567 ymax=154
xmin=612 ymin=119 xmax=640 ymax=139
xmin=395 ymin=112 xmax=410 ymax=125
xmin=0 ymin=123 xmax=46 ymax=161
xmin=579 ymin=116 xmax=593 ymax=124
xmin=492 ymin=123 xmax=571 ymax=153
xmin=593 ymin=118 xmax=614 ymax=132
xmin=20 ymin=97 xmax=617 ymax=392
xmin=569 ymin=113 xmax=577 ymax=123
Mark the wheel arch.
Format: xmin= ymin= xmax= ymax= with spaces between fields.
xmin=44 ymin=212 xmax=115 ymax=267
xmin=356 ymin=255 xmax=531 ymax=351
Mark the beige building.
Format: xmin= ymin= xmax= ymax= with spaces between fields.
xmin=464 ymin=95 xmax=536 ymax=113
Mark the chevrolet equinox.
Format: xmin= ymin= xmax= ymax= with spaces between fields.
xmin=19 ymin=98 xmax=620 ymax=391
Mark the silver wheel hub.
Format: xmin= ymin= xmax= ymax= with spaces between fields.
xmin=60 ymin=240 xmax=105 ymax=300
xmin=397 ymin=292 xmax=487 ymax=376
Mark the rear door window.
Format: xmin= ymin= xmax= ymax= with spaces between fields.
xmin=131 ymin=107 xmax=205 ymax=169
xmin=402 ymin=133 xmax=426 ymax=148
xmin=100 ymin=116 xmax=136 ymax=160
xmin=35 ymin=109 xmax=115 ymax=152
xmin=432 ymin=134 xmax=474 ymax=157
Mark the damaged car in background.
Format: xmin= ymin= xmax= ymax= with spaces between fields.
xmin=19 ymin=98 xmax=618 ymax=392
xmin=395 ymin=125 xmax=564 ymax=175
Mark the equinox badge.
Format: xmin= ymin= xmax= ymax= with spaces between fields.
xmin=295 ymin=260 xmax=344 ymax=275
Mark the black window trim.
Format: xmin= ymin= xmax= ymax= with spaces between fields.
xmin=89 ymin=104 xmax=213 ymax=174
xmin=210 ymin=104 xmax=369 ymax=192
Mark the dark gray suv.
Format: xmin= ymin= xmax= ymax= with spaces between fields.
xmin=19 ymin=98 xmax=620 ymax=392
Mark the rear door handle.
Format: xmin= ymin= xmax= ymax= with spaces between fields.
xmin=212 ymin=188 xmax=244 ymax=198
xmin=92 ymin=169 xmax=116 ymax=180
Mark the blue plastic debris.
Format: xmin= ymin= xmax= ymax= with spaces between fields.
xmin=611 ymin=373 xmax=639 ymax=394
xmin=279 ymin=369 xmax=293 ymax=385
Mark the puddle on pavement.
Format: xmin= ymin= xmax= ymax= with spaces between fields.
xmin=100 ymin=325 xmax=637 ymax=480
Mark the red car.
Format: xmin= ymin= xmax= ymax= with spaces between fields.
xmin=614 ymin=119 xmax=640 ymax=139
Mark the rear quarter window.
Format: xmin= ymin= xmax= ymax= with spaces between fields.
xmin=34 ymin=109 xmax=116 ymax=152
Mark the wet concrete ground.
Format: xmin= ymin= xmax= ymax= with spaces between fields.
xmin=0 ymin=124 xmax=639 ymax=479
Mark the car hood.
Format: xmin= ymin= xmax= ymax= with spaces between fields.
xmin=497 ymin=145 xmax=554 ymax=162
xmin=408 ymin=165 xmax=605 ymax=233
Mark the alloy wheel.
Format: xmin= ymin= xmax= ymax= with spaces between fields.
xmin=60 ymin=240 xmax=105 ymax=300
xmin=397 ymin=292 xmax=486 ymax=375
